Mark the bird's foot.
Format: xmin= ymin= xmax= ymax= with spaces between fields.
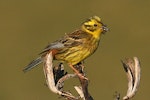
xmin=68 ymin=63 xmax=88 ymax=80
xmin=77 ymin=73 xmax=88 ymax=80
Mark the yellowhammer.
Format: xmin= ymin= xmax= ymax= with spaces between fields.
xmin=23 ymin=16 xmax=108 ymax=78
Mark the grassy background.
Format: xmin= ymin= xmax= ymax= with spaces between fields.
xmin=0 ymin=0 xmax=150 ymax=100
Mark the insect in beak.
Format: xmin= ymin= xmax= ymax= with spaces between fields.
xmin=102 ymin=25 xmax=109 ymax=34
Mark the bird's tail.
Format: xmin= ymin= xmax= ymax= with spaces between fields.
xmin=23 ymin=57 xmax=42 ymax=72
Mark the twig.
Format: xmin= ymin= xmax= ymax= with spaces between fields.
xmin=74 ymin=86 xmax=85 ymax=100
xmin=74 ymin=64 xmax=94 ymax=100
xmin=56 ymin=74 xmax=76 ymax=90
xmin=43 ymin=52 xmax=77 ymax=100
xmin=43 ymin=52 xmax=90 ymax=100
xmin=43 ymin=53 xmax=141 ymax=100
xmin=43 ymin=52 xmax=62 ymax=95
xmin=121 ymin=57 xmax=141 ymax=100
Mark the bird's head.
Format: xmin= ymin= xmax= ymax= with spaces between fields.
xmin=81 ymin=16 xmax=109 ymax=39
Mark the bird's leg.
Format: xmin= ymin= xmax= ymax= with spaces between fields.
xmin=68 ymin=63 xmax=88 ymax=80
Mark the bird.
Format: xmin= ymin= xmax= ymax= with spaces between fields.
xmin=23 ymin=16 xmax=108 ymax=78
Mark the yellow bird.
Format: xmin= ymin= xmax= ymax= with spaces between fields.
xmin=23 ymin=16 xmax=108 ymax=77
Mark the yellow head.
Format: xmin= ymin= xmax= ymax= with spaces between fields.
xmin=81 ymin=16 xmax=108 ymax=39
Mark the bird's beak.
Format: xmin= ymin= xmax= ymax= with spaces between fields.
xmin=102 ymin=25 xmax=109 ymax=34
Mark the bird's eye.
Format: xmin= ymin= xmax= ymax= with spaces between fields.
xmin=94 ymin=24 xmax=97 ymax=27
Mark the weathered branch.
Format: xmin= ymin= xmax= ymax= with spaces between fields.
xmin=73 ymin=63 xmax=94 ymax=100
xmin=74 ymin=86 xmax=85 ymax=100
xmin=43 ymin=52 xmax=141 ymax=100
xmin=121 ymin=57 xmax=141 ymax=100
xmin=43 ymin=52 xmax=77 ymax=99
xmin=43 ymin=52 xmax=62 ymax=95
xmin=43 ymin=52 xmax=90 ymax=100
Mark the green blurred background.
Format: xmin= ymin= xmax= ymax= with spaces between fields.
xmin=0 ymin=0 xmax=150 ymax=100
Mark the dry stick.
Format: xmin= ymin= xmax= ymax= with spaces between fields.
xmin=43 ymin=53 xmax=141 ymax=100
xmin=74 ymin=86 xmax=85 ymax=100
xmin=43 ymin=52 xmax=88 ymax=100
xmin=43 ymin=52 xmax=62 ymax=95
xmin=54 ymin=65 xmax=85 ymax=100
xmin=74 ymin=64 xmax=94 ymax=100
xmin=56 ymin=73 xmax=76 ymax=90
xmin=78 ymin=78 xmax=93 ymax=100
xmin=121 ymin=57 xmax=141 ymax=100
xmin=43 ymin=52 xmax=77 ymax=99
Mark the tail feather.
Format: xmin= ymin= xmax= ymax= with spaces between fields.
xmin=23 ymin=57 xmax=42 ymax=72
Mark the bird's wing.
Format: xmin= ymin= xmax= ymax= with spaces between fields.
xmin=39 ymin=40 xmax=65 ymax=55
xmin=39 ymin=30 xmax=87 ymax=55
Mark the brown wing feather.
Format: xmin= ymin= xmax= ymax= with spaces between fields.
xmin=40 ymin=30 xmax=89 ymax=55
